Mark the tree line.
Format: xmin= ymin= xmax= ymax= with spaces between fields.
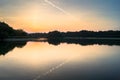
xmin=0 ymin=22 xmax=27 ymax=40
xmin=47 ymin=30 xmax=120 ymax=39
xmin=0 ymin=22 xmax=120 ymax=40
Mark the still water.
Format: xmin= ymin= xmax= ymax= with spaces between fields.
xmin=0 ymin=41 xmax=120 ymax=80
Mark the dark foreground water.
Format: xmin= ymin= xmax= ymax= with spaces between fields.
xmin=0 ymin=41 xmax=120 ymax=80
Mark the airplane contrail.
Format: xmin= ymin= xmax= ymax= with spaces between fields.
xmin=44 ymin=0 xmax=71 ymax=16
xmin=33 ymin=60 xmax=68 ymax=80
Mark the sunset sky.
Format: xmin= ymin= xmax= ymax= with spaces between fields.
xmin=0 ymin=0 xmax=120 ymax=32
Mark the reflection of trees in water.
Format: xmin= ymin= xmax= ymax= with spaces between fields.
xmin=0 ymin=41 xmax=27 ymax=55
xmin=47 ymin=30 xmax=120 ymax=46
xmin=48 ymin=38 xmax=61 ymax=45
xmin=47 ymin=38 xmax=120 ymax=46
xmin=0 ymin=38 xmax=120 ymax=55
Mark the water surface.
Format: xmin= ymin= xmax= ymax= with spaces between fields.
xmin=0 ymin=42 xmax=120 ymax=80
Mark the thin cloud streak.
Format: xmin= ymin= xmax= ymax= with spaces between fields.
xmin=44 ymin=0 xmax=79 ymax=21
xmin=33 ymin=60 xmax=68 ymax=80
xmin=44 ymin=0 xmax=71 ymax=16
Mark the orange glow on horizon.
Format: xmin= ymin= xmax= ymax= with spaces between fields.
xmin=1 ymin=1 xmax=118 ymax=33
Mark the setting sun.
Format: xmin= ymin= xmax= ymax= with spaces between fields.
xmin=0 ymin=0 xmax=119 ymax=32
xmin=0 ymin=0 xmax=120 ymax=80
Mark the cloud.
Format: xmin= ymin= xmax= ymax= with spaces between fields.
xmin=44 ymin=0 xmax=71 ymax=15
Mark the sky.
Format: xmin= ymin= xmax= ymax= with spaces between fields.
xmin=0 ymin=0 xmax=120 ymax=32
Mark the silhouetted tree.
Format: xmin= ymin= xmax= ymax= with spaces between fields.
xmin=47 ymin=31 xmax=63 ymax=39
xmin=46 ymin=31 xmax=64 ymax=45
xmin=14 ymin=29 xmax=27 ymax=36
xmin=0 ymin=22 xmax=13 ymax=39
xmin=0 ymin=22 xmax=27 ymax=40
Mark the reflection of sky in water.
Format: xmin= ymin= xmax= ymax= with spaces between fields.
xmin=0 ymin=42 xmax=120 ymax=80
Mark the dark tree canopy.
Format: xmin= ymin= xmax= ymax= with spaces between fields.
xmin=0 ymin=22 xmax=120 ymax=40
xmin=48 ymin=30 xmax=63 ymax=39
xmin=0 ymin=22 xmax=27 ymax=39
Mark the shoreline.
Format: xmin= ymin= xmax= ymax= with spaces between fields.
xmin=1 ymin=37 xmax=120 ymax=42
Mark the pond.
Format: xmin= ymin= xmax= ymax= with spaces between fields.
xmin=0 ymin=41 xmax=120 ymax=80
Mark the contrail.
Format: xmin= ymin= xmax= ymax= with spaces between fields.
xmin=32 ymin=56 xmax=77 ymax=80
xmin=33 ymin=60 xmax=68 ymax=80
xmin=44 ymin=0 xmax=71 ymax=16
